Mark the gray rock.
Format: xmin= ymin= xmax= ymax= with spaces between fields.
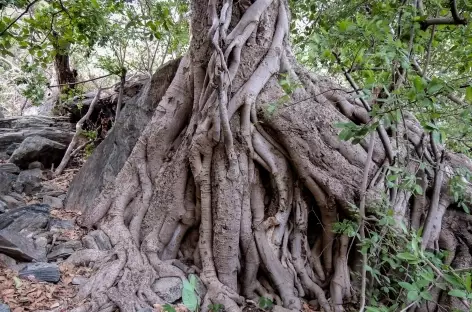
xmin=89 ymin=230 xmax=112 ymax=250
xmin=71 ymin=276 xmax=88 ymax=285
xmin=152 ymin=277 xmax=183 ymax=303
xmin=0 ymin=163 xmax=20 ymax=174
xmin=0 ymin=171 xmax=16 ymax=195
xmin=28 ymin=161 xmax=44 ymax=169
xmin=6 ymin=143 xmax=20 ymax=156
xmin=65 ymin=58 xmax=181 ymax=213
xmin=0 ymin=253 xmax=17 ymax=268
xmin=9 ymin=136 xmax=66 ymax=169
xmin=34 ymin=236 xmax=48 ymax=259
xmin=13 ymin=168 xmax=43 ymax=195
xmin=43 ymin=195 xmax=63 ymax=209
xmin=49 ymin=218 xmax=74 ymax=232
xmin=59 ymin=240 xmax=82 ymax=250
xmin=0 ymin=116 xmax=74 ymax=154
xmin=0 ymin=203 xmax=50 ymax=233
xmin=136 ymin=309 xmax=153 ymax=312
xmin=0 ymin=200 xmax=6 ymax=213
xmin=0 ymin=229 xmax=44 ymax=261
xmin=0 ymin=195 xmax=23 ymax=210
xmin=47 ymin=245 xmax=74 ymax=261
xmin=0 ymin=303 xmax=11 ymax=312
xmin=19 ymin=262 xmax=60 ymax=283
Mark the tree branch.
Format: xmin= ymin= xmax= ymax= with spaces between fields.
xmin=420 ymin=0 xmax=467 ymax=29
xmin=47 ymin=73 xmax=113 ymax=88
xmin=0 ymin=0 xmax=40 ymax=36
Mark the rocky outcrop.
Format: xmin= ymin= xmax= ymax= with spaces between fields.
xmin=0 ymin=116 xmax=74 ymax=161
xmin=9 ymin=136 xmax=66 ymax=169
xmin=65 ymin=58 xmax=181 ymax=212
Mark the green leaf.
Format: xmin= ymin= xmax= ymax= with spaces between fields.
xmin=407 ymin=290 xmax=419 ymax=301
xmin=13 ymin=276 xmax=22 ymax=289
xmin=397 ymin=252 xmax=417 ymax=261
xmin=448 ymin=289 xmax=467 ymax=298
xmin=420 ymin=291 xmax=433 ymax=301
xmin=398 ymin=282 xmax=416 ymax=291
xmin=162 ymin=304 xmax=177 ymax=312
xmin=466 ymin=87 xmax=472 ymax=102
xmin=182 ymin=280 xmax=198 ymax=312
xmin=258 ymin=297 xmax=274 ymax=310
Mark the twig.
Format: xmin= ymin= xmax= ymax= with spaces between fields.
xmin=54 ymin=88 xmax=102 ymax=176
xmin=423 ymin=24 xmax=436 ymax=76
xmin=47 ymin=73 xmax=113 ymax=88
xmin=0 ymin=0 xmax=40 ymax=36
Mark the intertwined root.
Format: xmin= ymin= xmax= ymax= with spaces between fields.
xmin=70 ymin=0 xmax=472 ymax=311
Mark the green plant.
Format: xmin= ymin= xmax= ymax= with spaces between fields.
xmin=182 ymin=274 xmax=199 ymax=312
xmin=208 ymin=303 xmax=224 ymax=312
xmin=258 ymin=296 xmax=274 ymax=310
xmin=162 ymin=304 xmax=176 ymax=312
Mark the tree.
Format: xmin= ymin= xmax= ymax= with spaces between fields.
xmin=57 ymin=0 xmax=472 ymax=312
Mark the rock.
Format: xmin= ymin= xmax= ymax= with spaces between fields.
xmin=9 ymin=136 xmax=66 ymax=169
xmin=0 ymin=303 xmax=11 ymax=312
xmin=0 ymin=194 xmax=24 ymax=209
xmin=0 ymin=204 xmax=50 ymax=233
xmin=0 ymin=116 xmax=74 ymax=154
xmin=272 ymin=306 xmax=293 ymax=312
xmin=58 ymin=240 xmax=82 ymax=250
xmin=0 ymin=200 xmax=6 ymax=213
xmin=13 ymin=168 xmax=43 ymax=195
xmin=65 ymin=58 xmax=181 ymax=213
xmin=43 ymin=195 xmax=63 ymax=209
xmin=0 ymin=163 xmax=20 ymax=174
xmin=34 ymin=236 xmax=48 ymax=260
xmin=6 ymin=143 xmax=20 ymax=156
xmin=19 ymin=262 xmax=60 ymax=283
xmin=47 ymin=245 xmax=74 ymax=261
xmin=0 ymin=253 xmax=17 ymax=268
xmin=0 ymin=229 xmax=44 ymax=261
xmin=71 ymin=276 xmax=88 ymax=285
xmin=49 ymin=219 xmax=74 ymax=232
xmin=89 ymin=230 xmax=112 ymax=250
xmin=152 ymin=277 xmax=183 ymax=303
xmin=28 ymin=161 xmax=44 ymax=169
xmin=136 ymin=309 xmax=153 ymax=312
xmin=0 ymin=172 xmax=16 ymax=195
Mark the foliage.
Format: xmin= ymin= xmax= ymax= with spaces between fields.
xmin=182 ymin=274 xmax=199 ymax=312
xmin=258 ymin=296 xmax=274 ymax=310
xmin=162 ymin=303 xmax=176 ymax=312
xmin=208 ymin=303 xmax=224 ymax=312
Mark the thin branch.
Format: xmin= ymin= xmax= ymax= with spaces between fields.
xmin=422 ymin=24 xmax=436 ymax=76
xmin=48 ymin=73 xmax=113 ymax=88
xmin=420 ymin=0 xmax=467 ymax=29
xmin=0 ymin=0 xmax=40 ymax=36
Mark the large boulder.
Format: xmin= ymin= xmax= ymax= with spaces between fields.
xmin=0 ymin=203 xmax=50 ymax=233
xmin=9 ymin=136 xmax=66 ymax=169
xmin=0 ymin=116 xmax=74 ymax=155
xmin=0 ymin=229 xmax=45 ymax=261
xmin=65 ymin=58 xmax=180 ymax=212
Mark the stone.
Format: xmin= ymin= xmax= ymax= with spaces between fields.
xmin=60 ymin=240 xmax=82 ymax=250
xmin=5 ymin=143 xmax=20 ymax=156
xmin=34 ymin=236 xmax=48 ymax=260
xmin=136 ymin=309 xmax=153 ymax=312
xmin=89 ymin=230 xmax=112 ymax=250
xmin=0 ymin=195 xmax=23 ymax=209
xmin=0 ymin=229 xmax=43 ymax=261
xmin=0 ymin=171 xmax=16 ymax=195
xmin=0 ymin=204 xmax=50 ymax=233
xmin=0 ymin=163 xmax=20 ymax=174
xmin=0 ymin=303 xmax=10 ymax=312
xmin=65 ymin=58 xmax=181 ymax=213
xmin=0 ymin=200 xmax=6 ymax=213
xmin=152 ymin=277 xmax=183 ymax=303
xmin=49 ymin=219 xmax=74 ymax=232
xmin=19 ymin=262 xmax=60 ymax=283
xmin=272 ymin=306 xmax=293 ymax=312
xmin=28 ymin=161 xmax=44 ymax=169
xmin=13 ymin=168 xmax=43 ymax=195
xmin=42 ymin=195 xmax=63 ymax=209
xmin=71 ymin=276 xmax=88 ymax=285
xmin=0 ymin=253 xmax=17 ymax=268
xmin=47 ymin=245 xmax=74 ymax=261
xmin=9 ymin=136 xmax=66 ymax=169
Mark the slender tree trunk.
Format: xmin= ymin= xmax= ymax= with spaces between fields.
xmin=67 ymin=1 xmax=472 ymax=312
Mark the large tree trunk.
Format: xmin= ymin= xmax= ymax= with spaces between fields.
xmin=68 ymin=1 xmax=472 ymax=311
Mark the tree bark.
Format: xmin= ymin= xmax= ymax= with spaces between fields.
xmin=67 ymin=1 xmax=472 ymax=311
